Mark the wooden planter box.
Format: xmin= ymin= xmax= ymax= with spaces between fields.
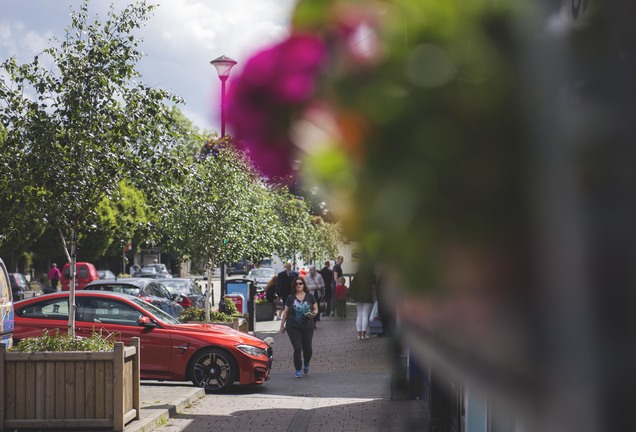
xmin=0 ymin=338 xmax=140 ymax=432
xmin=255 ymin=302 xmax=276 ymax=322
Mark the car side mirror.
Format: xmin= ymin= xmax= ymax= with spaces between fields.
xmin=171 ymin=294 xmax=181 ymax=301
xmin=138 ymin=316 xmax=155 ymax=327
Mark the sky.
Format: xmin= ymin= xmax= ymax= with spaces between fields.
xmin=0 ymin=0 xmax=297 ymax=132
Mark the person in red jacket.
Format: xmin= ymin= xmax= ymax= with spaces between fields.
xmin=334 ymin=276 xmax=348 ymax=319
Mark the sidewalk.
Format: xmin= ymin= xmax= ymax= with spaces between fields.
xmin=126 ymin=304 xmax=428 ymax=432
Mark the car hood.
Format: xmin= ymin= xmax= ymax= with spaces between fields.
xmin=168 ymin=322 xmax=269 ymax=347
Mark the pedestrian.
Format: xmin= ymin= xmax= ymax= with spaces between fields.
xmin=279 ymin=276 xmax=318 ymax=378
xmin=319 ymin=260 xmax=335 ymax=316
xmin=334 ymin=276 xmax=348 ymax=318
xmin=348 ymin=263 xmax=376 ymax=340
xmin=275 ymin=262 xmax=298 ymax=320
xmin=48 ymin=263 xmax=61 ymax=291
xmin=304 ymin=265 xmax=325 ymax=328
xmin=265 ymin=275 xmax=278 ymax=303
xmin=333 ymin=255 xmax=344 ymax=294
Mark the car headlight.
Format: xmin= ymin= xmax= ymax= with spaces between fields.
xmin=236 ymin=344 xmax=267 ymax=357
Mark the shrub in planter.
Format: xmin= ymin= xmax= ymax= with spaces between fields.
xmin=1 ymin=330 xmax=140 ymax=432
xmin=10 ymin=329 xmax=115 ymax=352
xmin=180 ymin=307 xmax=232 ymax=323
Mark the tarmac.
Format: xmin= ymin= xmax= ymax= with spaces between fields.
xmin=125 ymin=303 xmax=428 ymax=432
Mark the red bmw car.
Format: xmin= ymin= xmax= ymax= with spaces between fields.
xmin=13 ymin=291 xmax=272 ymax=391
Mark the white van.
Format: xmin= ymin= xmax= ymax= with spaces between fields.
xmin=0 ymin=258 xmax=14 ymax=348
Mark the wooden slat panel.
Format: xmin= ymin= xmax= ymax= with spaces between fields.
xmin=74 ymin=361 xmax=86 ymax=419
xmin=55 ymin=361 xmax=65 ymax=419
xmin=104 ymin=362 xmax=114 ymax=420
xmin=24 ymin=361 xmax=36 ymax=418
xmin=35 ymin=362 xmax=46 ymax=419
xmin=123 ymin=362 xmax=132 ymax=412
xmin=15 ymin=361 xmax=26 ymax=419
xmin=113 ymin=343 xmax=124 ymax=432
xmin=133 ymin=337 xmax=140 ymax=419
xmin=64 ymin=361 xmax=75 ymax=418
xmin=94 ymin=361 xmax=105 ymax=418
xmin=45 ymin=361 xmax=56 ymax=419
xmin=5 ymin=362 xmax=16 ymax=419
xmin=84 ymin=360 xmax=95 ymax=419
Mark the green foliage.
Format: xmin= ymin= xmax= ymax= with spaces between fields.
xmin=156 ymin=136 xmax=283 ymax=270
xmin=180 ymin=307 xmax=232 ymax=323
xmin=223 ymin=297 xmax=239 ymax=316
xmin=273 ymin=188 xmax=314 ymax=262
xmin=0 ymin=0 xmax=184 ymax=259
xmin=10 ymin=329 xmax=116 ymax=352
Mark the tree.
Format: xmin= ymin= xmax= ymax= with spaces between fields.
xmin=272 ymin=187 xmax=315 ymax=263
xmin=0 ymin=0 xmax=184 ymax=335
xmin=156 ymin=137 xmax=283 ymax=320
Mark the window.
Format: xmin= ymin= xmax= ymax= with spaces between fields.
xmin=77 ymin=298 xmax=142 ymax=326
xmin=18 ymin=298 xmax=69 ymax=320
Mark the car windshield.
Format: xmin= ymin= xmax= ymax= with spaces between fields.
xmin=126 ymin=295 xmax=181 ymax=324
xmin=160 ymin=281 xmax=189 ymax=294
xmin=249 ymin=269 xmax=275 ymax=279
xmin=140 ymin=267 xmax=157 ymax=273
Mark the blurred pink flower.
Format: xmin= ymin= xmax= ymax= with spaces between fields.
xmin=227 ymin=34 xmax=327 ymax=180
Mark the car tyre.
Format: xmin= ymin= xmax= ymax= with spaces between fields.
xmin=189 ymin=348 xmax=237 ymax=392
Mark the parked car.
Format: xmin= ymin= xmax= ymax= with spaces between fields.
xmin=97 ymin=269 xmax=116 ymax=280
xmin=155 ymin=278 xmax=207 ymax=309
xmin=84 ymin=278 xmax=183 ymax=318
xmin=247 ymin=268 xmax=276 ymax=298
xmin=136 ymin=272 xmax=173 ymax=279
xmin=8 ymin=273 xmax=36 ymax=301
xmin=61 ymin=262 xmax=99 ymax=290
xmin=12 ymin=291 xmax=272 ymax=391
xmin=140 ymin=263 xmax=170 ymax=276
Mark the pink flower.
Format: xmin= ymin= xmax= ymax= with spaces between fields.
xmin=227 ymin=34 xmax=327 ymax=180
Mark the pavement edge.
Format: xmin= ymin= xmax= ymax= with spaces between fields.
xmin=126 ymin=387 xmax=206 ymax=432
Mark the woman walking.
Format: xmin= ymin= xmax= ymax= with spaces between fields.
xmin=279 ymin=277 xmax=318 ymax=378
xmin=349 ymin=264 xmax=376 ymax=340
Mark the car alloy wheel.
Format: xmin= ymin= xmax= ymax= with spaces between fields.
xmin=190 ymin=348 xmax=237 ymax=392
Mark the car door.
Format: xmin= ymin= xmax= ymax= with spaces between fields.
xmin=75 ymin=297 xmax=173 ymax=378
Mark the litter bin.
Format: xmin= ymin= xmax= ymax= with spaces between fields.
xmin=224 ymin=277 xmax=257 ymax=332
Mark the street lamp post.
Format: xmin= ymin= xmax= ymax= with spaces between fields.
xmin=210 ymin=55 xmax=237 ymax=137
xmin=210 ymin=55 xmax=237 ymax=311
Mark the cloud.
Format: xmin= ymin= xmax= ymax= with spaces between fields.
xmin=0 ymin=0 xmax=297 ymax=132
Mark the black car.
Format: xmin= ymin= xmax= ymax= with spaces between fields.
xmin=8 ymin=273 xmax=36 ymax=301
xmin=84 ymin=278 xmax=183 ymax=318
xmin=155 ymin=278 xmax=206 ymax=309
